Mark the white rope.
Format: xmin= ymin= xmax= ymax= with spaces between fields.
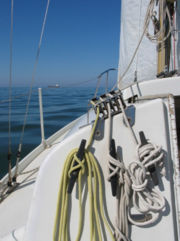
xmin=106 ymin=100 xmax=165 ymax=240
xmin=128 ymin=142 xmax=165 ymax=226
xmin=145 ymin=1 xmax=172 ymax=43
xmin=135 ymin=0 xmax=143 ymax=80
xmin=107 ymin=104 xmax=131 ymax=241
xmin=118 ymin=97 xmax=138 ymax=145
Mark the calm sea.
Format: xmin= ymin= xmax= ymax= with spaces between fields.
xmin=0 ymin=86 xmax=101 ymax=178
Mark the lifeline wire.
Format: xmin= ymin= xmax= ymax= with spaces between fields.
xmin=14 ymin=0 xmax=51 ymax=180
xmin=8 ymin=0 xmax=14 ymax=185
xmin=18 ymin=0 xmax=51 ymax=146
xmin=0 ymin=75 xmax=98 ymax=104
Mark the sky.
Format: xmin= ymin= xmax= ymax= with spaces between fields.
xmin=0 ymin=0 xmax=121 ymax=87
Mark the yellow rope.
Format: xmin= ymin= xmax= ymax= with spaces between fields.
xmin=53 ymin=107 xmax=115 ymax=241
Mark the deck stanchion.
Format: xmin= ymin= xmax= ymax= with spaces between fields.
xmin=38 ymin=88 xmax=47 ymax=147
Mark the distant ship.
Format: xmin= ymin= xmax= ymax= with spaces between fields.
xmin=48 ymin=84 xmax=60 ymax=88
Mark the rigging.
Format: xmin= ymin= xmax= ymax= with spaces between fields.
xmin=13 ymin=0 xmax=51 ymax=183
xmin=7 ymin=0 xmax=14 ymax=186
xmin=5 ymin=0 xmax=51 ymax=187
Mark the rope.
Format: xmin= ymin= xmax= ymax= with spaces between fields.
xmin=106 ymin=101 xmax=165 ymax=240
xmin=18 ymin=167 xmax=39 ymax=175
xmin=53 ymin=107 xmax=115 ymax=241
xmin=7 ymin=0 xmax=14 ymax=185
xmin=173 ymin=8 xmax=176 ymax=70
xmin=118 ymin=98 xmax=138 ymax=145
xmin=13 ymin=0 xmax=51 ymax=181
xmin=128 ymin=143 xmax=165 ymax=226
xmin=108 ymin=153 xmax=131 ymax=241
xmin=107 ymin=104 xmax=131 ymax=241
xmin=94 ymin=76 xmax=101 ymax=98
xmin=145 ymin=1 xmax=172 ymax=43
xmin=135 ymin=0 xmax=143 ymax=81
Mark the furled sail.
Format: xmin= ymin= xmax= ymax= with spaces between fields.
xmin=118 ymin=0 xmax=158 ymax=89
xmin=118 ymin=0 xmax=180 ymax=89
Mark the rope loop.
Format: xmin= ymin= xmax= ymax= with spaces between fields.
xmin=137 ymin=143 xmax=164 ymax=168
xmin=114 ymin=225 xmax=131 ymax=241
xmin=107 ymin=152 xmax=131 ymax=241
xmin=128 ymin=161 xmax=147 ymax=188
xmin=68 ymin=154 xmax=85 ymax=178
xmin=107 ymin=154 xmax=125 ymax=181
xmin=131 ymin=180 xmax=148 ymax=192
xmin=122 ymin=171 xmax=131 ymax=203
xmin=54 ymin=106 xmax=115 ymax=241
xmin=127 ymin=141 xmax=165 ymax=225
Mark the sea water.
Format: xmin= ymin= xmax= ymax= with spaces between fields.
xmin=0 ymin=86 xmax=101 ymax=178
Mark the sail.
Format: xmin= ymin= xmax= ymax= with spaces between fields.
xmin=118 ymin=0 xmax=157 ymax=89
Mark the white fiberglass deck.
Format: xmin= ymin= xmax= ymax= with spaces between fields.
xmin=0 ymin=112 xmax=96 ymax=240
xmin=1 ymin=77 xmax=180 ymax=241
xmin=19 ymin=99 xmax=180 ymax=240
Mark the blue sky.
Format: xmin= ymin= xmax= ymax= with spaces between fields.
xmin=0 ymin=0 xmax=121 ymax=87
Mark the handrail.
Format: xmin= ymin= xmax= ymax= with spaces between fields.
xmin=94 ymin=68 xmax=117 ymax=97
xmin=97 ymin=68 xmax=117 ymax=79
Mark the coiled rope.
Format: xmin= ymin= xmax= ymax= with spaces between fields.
xmin=128 ymin=143 xmax=165 ymax=226
xmin=107 ymin=99 xmax=165 ymax=241
xmin=145 ymin=0 xmax=172 ymax=44
xmin=53 ymin=107 xmax=115 ymax=241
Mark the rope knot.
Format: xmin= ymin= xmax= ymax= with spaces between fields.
xmin=137 ymin=143 xmax=164 ymax=169
xmin=127 ymin=142 xmax=165 ymax=224
xmin=107 ymin=154 xmax=125 ymax=181
xmin=131 ymin=180 xmax=148 ymax=192
xmin=68 ymin=153 xmax=85 ymax=178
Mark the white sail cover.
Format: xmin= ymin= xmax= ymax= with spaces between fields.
xmin=118 ymin=0 xmax=157 ymax=89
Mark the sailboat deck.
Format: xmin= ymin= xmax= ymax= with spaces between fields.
xmin=0 ymin=110 xmax=95 ymax=239
xmin=0 ymin=135 xmax=64 ymax=238
xmin=0 ymin=116 xmax=84 ymax=238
